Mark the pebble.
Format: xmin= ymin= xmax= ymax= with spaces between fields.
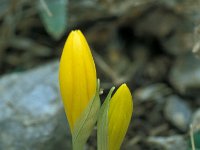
xmin=0 ymin=61 xmax=71 ymax=150
xmin=169 ymin=53 xmax=200 ymax=96
xmin=147 ymin=135 xmax=187 ymax=150
xmin=164 ymin=95 xmax=192 ymax=131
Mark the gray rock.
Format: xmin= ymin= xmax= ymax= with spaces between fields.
xmin=0 ymin=61 xmax=71 ymax=150
xmin=147 ymin=135 xmax=187 ymax=150
xmin=192 ymin=109 xmax=200 ymax=131
xmin=164 ymin=95 xmax=192 ymax=131
xmin=161 ymin=28 xmax=193 ymax=56
xmin=134 ymin=83 xmax=172 ymax=102
xmin=169 ymin=53 xmax=200 ymax=96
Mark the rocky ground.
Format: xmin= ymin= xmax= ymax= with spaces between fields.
xmin=0 ymin=0 xmax=200 ymax=150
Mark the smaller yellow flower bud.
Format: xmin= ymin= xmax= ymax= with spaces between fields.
xmin=59 ymin=30 xmax=97 ymax=133
xmin=108 ymin=84 xmax=133 ymax=150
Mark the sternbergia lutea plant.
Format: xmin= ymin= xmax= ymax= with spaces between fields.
xmin=59 ymin=30 xmax=133 ymax=150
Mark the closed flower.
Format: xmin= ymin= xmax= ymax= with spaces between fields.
xmin=108 ymin=84 xmax=133 ymax=150
xmin=59 ymin=30 xmax=97 ymax=133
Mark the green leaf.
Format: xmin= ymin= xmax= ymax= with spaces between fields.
xmin=72 ymin=79 xmax=101 ymax=150
xmin=97 ymin=87 xmax=115 ymax=150
xmin=38 ymin=0 xmax=68 ymax=39
xmin=188 ymin=130 xmax=200 ymax=150
xmin=193 ymin=130 xmax=200 ymax=148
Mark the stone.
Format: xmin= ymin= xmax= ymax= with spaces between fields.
xmin=164 ymin=95 xmax=192 ymax=131
xmin=134 ymin=83 xmax=172 ymax=102
xmin=190 ymin=109 xmax=200 ymax=149
xmin=0 ymin=61 xmax=71 ymax=150
xmin=147 ymin=135 xmax=187 ymax=150
xmin=192 ymin=109 xmax=200 ymax=131
xmin=161 ymin=28 xmax=193 ymax=56
xmin=169 ymin=53 xmax=200 ymax=96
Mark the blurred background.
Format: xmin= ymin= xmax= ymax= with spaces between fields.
xmin=0 ymin=0 xmax=200 ymax=149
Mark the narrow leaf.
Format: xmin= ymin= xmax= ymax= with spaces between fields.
xmin=38 ymin=0 xmax=68 ymax=39
xmin=97 ymin=87 xmax=115 ymax=150
xmin=72 ymin=79 xmax=101 ymax=150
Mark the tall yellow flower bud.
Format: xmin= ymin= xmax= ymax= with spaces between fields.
xmin=108 ymin=84 xmax=133 ymax=150
xmin=97 ymin=84 xmax=133 ymax=150
xmin=59 ymin=30 xmax=97 ymax=133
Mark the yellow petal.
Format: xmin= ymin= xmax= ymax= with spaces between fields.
xmin=59 ymin=30 xmax=96 ymax=132
xmin=108 ymin=84 xmax=133 ymax=150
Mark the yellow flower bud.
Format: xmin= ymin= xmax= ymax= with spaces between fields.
xmin=59 ymin=30 xmax=97 ymax=133
xmin=108 ymin=84 xmax=133 ymax=150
